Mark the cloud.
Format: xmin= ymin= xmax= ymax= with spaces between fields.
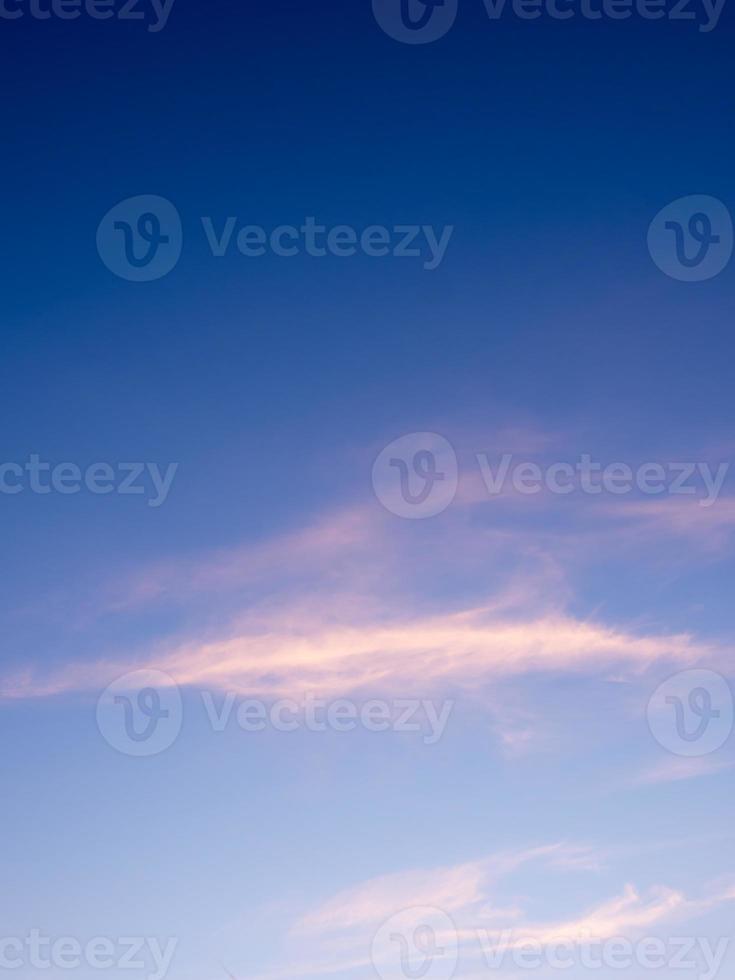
xmin=0 ymin=600 xmax=709 ymax=704
xmin=633 ymin=755 xmax=735 ymax=786
xmin=293 ymin=845 xmax=576 ymax=939
xmin=0 ymin=492 xmax=720 ymax=711
xmin=293 ymin=859 xmax=491 ymax=937
xmin=251 ymin=845 xmax=735 ymax=980
xmin=602 ymin=497 xmax=735 ymax=552
xmin=1 ymin=455 xmax=727 ymax=767
xmin=488 ymin=883 xmax=686 ymax=946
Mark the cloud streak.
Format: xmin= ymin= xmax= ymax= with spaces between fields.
xmin=0 ymin=601 xmax=710 ymax=703
xmin=251 ymin=845 xmax=735 ymax=980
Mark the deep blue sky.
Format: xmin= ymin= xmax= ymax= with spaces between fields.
xmin=1 ymin=5 xmax=733 ymax=980
xmin=2 ymin=0 xmax=733 ymax=574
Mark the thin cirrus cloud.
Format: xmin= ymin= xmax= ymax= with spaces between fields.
xmin=124 ymin=605 xmax=704 ymax=698
xmin=633 ymin=755 xmax=735 ymax=786
xmin=0 ymin=501 xmax=718 ymax=704
xmin=458 ymin=467 xmax=735 ymax=553
xmin=292 ymin=843 xmax=602 ymax=937
xmin=604 ymin=497 xmax=735 ymax=551
xmin=0 ymin=597 xmax=710 ymax=703
xmin=66 ymin=423 xmax=735 ymax=622
xmin=251 ymin=844 xmax=735 ymax=980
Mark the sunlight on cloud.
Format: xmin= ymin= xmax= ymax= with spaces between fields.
xmin=253 ymin=844 xmax=735 ymax=980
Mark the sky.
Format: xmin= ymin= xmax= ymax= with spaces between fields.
xmin=0 ymin=2 xmax=734 ymax=980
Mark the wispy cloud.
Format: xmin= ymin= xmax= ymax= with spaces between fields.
xmin=0 ymin=601 xmax=710 ymax=703
xmin=251 ymin=845 xmax=735 ymax=980
xmin=633 ymin=755 xmax=735 ymax=786
xmin=1 ymin=495 xmax=720 ymax=728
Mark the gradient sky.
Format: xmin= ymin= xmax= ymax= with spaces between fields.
xmin=1 ymin=2 xmax=734 ymax=980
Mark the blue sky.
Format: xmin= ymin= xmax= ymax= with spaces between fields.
xmin=0 ymin=2 xmax=734 ymax=980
